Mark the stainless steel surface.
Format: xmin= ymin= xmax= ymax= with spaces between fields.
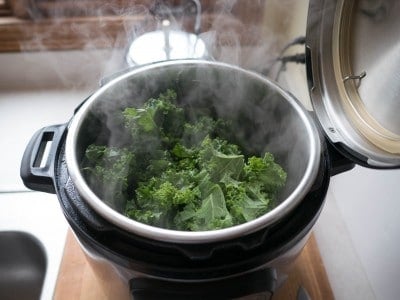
xmin=306 ymin=0 xmax=400 ymax=167
xmin=350 ymin=0 xmax=400 ymax=139
xmin=65 ymin=59 xmax=321 ymax=244
xmin=126 ymin=0 xmax=208 ymax=66
xmin=342 ymin=71 xmax=366 ymax=86
xmin=0 ymin=231 xmax=46 ymax=300
xmin=126 ymin=28 xmax=208 ymax=66
xmin=0 ymin=192 xmax=68 ymax=300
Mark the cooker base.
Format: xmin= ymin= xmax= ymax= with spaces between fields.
xmin=130 ymin=269 xmax=277 ymax=299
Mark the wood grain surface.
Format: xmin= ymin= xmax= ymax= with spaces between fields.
xmin=54 ymin=229 xmax=334 ymax=300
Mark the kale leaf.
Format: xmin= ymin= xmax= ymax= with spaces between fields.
xmin=82 ymin=89 xmax=287 ymax=231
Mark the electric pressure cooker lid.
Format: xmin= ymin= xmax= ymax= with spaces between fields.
xmin=306 ymin=0 xmax=400 ymax=168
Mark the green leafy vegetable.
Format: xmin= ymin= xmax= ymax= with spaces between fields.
xmin=82 ymin=89 xmax=287 ymax=231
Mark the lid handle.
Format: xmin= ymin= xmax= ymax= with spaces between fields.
xmin=343 ymin=71 xmax=367 ymax=88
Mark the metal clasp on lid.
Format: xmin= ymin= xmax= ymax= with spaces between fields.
xmin=343 ymin=71 xmax=367 ymax=88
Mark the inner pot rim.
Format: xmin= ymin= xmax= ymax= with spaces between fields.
xmin=65 ymin=59 xmax=322 ymax=244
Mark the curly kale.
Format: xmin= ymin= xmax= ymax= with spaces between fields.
xmin=82 ymin=89 xmax=287 ymax=231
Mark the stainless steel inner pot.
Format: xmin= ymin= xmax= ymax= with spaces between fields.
xmin=65 ymin=60 xmax=321 ymax=243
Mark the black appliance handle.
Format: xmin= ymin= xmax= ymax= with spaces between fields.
xmin=326 ymin=139 xmax=355 ymax=176
xmin=130 ymin=268 xmax=276 ymax=300
xmin=307 ymin=110 xmax=355 ymax=177
xmin=20 ymin=124 xmax=67 ymax=193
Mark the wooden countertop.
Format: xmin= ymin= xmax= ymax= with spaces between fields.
xmin=54 ymin=230 xmax=334 ymax=300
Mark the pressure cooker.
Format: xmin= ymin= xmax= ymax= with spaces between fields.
xmin=20 ymin=0 xmax=400 ymax=299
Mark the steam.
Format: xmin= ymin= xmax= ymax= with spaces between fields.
xmin=15 ymin=0 xmax=303 ymax=90
xmin=82 ymin=57 xmax=315 ymax=215
xmin=15 ymin=1 xmax=315 ymax=214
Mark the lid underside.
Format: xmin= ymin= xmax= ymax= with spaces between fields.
xmin=307 ymin=0 xmax=400 ymax=168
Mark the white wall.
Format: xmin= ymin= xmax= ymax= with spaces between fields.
xmin=328 ymin=167 xmax=400 ymax=300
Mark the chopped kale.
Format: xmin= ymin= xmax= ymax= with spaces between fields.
xmin=82 ymin=89 xmax=287 ymax=231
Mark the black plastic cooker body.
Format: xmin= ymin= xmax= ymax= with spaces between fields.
xmin=21 ymin=116 xmax=338 ymax=299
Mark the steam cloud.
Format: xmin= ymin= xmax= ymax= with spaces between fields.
xmin=16 ymin=0 xmax=303 ymax=89
xmin=16 ymin=1 xmax=316 ymax=216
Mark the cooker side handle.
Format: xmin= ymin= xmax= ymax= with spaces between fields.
xmin=326 ymin=139 xmax=356 ymax=176
xmin=20 ymin=124 xmax=67 ymax=193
